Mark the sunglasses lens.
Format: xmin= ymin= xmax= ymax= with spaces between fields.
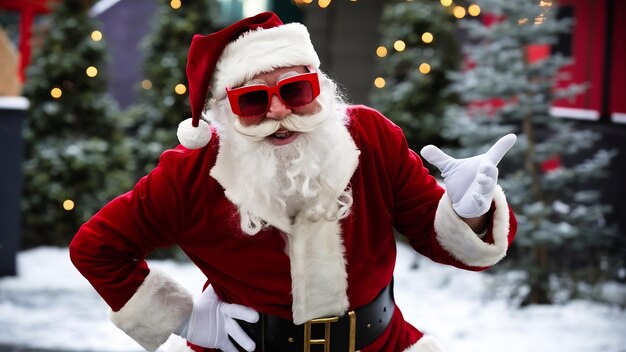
xmin=280 ymin=81 xmax=314 ymax=107
xmin=238 ymin=90 xmax=269 ymax=117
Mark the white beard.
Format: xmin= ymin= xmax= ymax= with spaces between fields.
xmin=206 ymin=73 xmax=355 ymax=235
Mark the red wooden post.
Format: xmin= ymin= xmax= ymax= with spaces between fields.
xmin=0 ymin=0 xmax=53 ymax=82
xmin=17 ymin=8 xmax=34 ymax=82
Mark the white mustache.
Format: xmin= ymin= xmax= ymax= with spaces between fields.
xmin=233 ymin=112 xmax=328 ymax=141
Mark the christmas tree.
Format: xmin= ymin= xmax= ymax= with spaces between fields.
xmin=22 ymin=0 xmax=133 ymax=247
xmin=443 ymin=0 xmax=618 ymax=304
xmin=129 ymin=0 xmax=220 ymax=176
xmin=371 ymin=0 xmax=461 ymax=150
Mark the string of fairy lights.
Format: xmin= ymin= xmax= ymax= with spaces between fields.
xmin=49 ymin=29 xmax=104 ymax=211
xmin=48 ymin=29 xmax=104 ymax=100
xmin=140 ymin=0 xmax=188 ymax=95
xmin=55 ymin=0 xmax=551 ymax=212
xmin=372 ymin=0 xmax=482 ymax=89
xmin=293 ymin=0 xmax=481 ymax=14
xmin=292 ymin=0 xmax=482 ymax=88
xmin=51 ymin=28 xmax=105 ymax=211
xmin=294 ymin=0 xmax=553 ymax=88
xmin=54 ymin=0 xmax=188 ymax=212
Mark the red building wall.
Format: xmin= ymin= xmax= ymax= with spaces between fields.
xmin=550 ymin=0 xmax=626 ymax=123
xmin=551 ymin=0 xmax=605 ymax=120
xmin=609 ymin=0 xmax=626 ymax=123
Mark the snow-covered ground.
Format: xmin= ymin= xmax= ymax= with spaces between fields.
xmin=1 ymin=243 xmax=625 ymax=352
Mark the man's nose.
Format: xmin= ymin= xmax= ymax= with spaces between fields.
xmin=265 ymin=94 xmax=292 ymax=120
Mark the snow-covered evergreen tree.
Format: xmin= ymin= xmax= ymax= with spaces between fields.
xmin=443 ymin=0 xmax=618 ymax=305
xmin=22 ymin=0 xmax=132 ymax=247
xmin=371 ymin=0 xmax=461 ymax=150
xmin=128 ymin=0 xmax=220 ymax=176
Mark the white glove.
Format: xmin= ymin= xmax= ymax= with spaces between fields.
xmin=420 ymin=134 xmax=516 ymax=218
xmin=175 ymin=285 xmax=259 ymax=352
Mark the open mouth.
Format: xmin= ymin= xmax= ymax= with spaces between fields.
xmin=268 ymin=129 xmax=299 ymax=145
xmin=273 ymin=130 xmax=293 ymax=139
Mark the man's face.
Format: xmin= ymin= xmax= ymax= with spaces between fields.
xmin=231 ymin=66 xmax=322 ymax=146
xmin=212 ymin=67 xmax=354 ymax=233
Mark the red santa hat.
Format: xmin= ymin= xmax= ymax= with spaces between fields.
xmin=177 ymin=12 xmax=321 ymax=149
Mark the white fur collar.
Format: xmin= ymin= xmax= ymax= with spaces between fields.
xmin=210 ymin=128 xmax=360 ymax=323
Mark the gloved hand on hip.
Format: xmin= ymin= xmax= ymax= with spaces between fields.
xmin=175 ymin=285 xmax=259 ymax=352
xmin=420 ymin=134 xmax=517 ymax=218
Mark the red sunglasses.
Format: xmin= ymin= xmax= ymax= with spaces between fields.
xmin=226 ymin=71 xmax=321 ymax=118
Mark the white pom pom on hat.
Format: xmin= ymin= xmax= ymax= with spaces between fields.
xmin=179 ymin=11 xmax=320 ymax=149
xmin=177 ymin=118 xmax=211 ymax=149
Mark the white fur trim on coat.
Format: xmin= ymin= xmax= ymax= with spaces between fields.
xmin=212 ymin=23 xmax=320 ymax=100
xmin=161 ymin=335 xmax=195 ymax=352
xmin=434 ymin=185 xmax=510 ymax=267
xmin=404 ymin=335 xmax=446 ymax=352
xmin=109 ymin=269 xmax=193 ymax=351
xmin=287 ymin=214 xmax=350 ymax=324
xmin=210 ymin=124 xmax=359 ymax=323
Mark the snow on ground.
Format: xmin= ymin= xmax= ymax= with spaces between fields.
xmin=1 ymin=243 xmax=625 ymax=352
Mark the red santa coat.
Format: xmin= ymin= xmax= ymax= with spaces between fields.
xmin=70 ymin=105 xmax=517 ymax=352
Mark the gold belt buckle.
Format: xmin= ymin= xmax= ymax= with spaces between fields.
xmin=303 ymin=311 xmax=356 ymax=352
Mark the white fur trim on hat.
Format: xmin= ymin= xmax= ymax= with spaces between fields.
xmin=109 ymin=269 xmax=193 ymax=351
xmin=177 ymin=118 xmax=212 ymax=149
xmin=212 ymin=23 xmax=320 ymax=100
xmin=434 ymin=185 xmax=510 ymax=267
xmin=404 ymin=335 xmax=446 ymax=352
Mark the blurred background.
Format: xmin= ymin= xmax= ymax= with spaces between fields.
xmin=0 ymin=0 xmax=625 ymax=351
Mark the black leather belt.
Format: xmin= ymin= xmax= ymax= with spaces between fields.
xmin=233 ymin=281 xmax=395 ymax=352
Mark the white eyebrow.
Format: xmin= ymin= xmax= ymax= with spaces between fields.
xmin=243 ymin=79 xmax=267 ymax=87
xmin=241 ymin=70 xmax=304 ymax=87
xmin=276 ymin=71 xmax=302 ymax=82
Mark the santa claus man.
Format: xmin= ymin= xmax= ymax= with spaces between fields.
xmin=70 ymin=12 xmax=517 ymax=352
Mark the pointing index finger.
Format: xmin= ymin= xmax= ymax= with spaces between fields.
xmin=485 ymin=134 xmax=517 ymax=165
